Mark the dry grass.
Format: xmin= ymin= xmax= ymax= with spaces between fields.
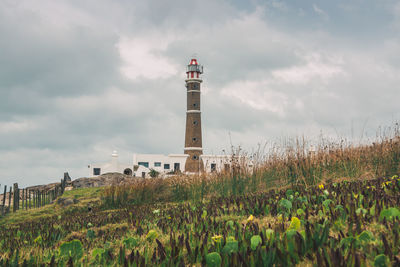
xmin=103 ymin=124 xmax=400 ymax=207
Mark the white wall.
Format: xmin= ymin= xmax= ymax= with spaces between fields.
xmin=201 ymin=155 xmax=232 ymax=173
xmin=89 ymin=152 xmax=252 ymax=178
xmin=88 ymin=151 xmax=133 ymax=177
xmin=133 ymin=153 xmax=189 ymax=176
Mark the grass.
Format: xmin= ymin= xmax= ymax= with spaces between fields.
xmin=0 ymin=187 xmax=102 ymax=226
xmin=0 ymin=175 xmax=399 ymax=266
xmin=102 ymin=125 xmax=400 ymax=208
xmin=0 ymin=124 xmax=399 ymax=265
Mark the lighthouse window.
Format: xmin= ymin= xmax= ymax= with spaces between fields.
xmin=193 ymin=103 xmax=197 ymax=107
xmin=192 ymin=137 xmax=197 ymax=142
xmin=193 ymin=84 xmax=197 ymax=89
xmin=193 ymin=120 xmax=198 ymax=125
xmin=193 ymin=155 xmax=198 ymax=160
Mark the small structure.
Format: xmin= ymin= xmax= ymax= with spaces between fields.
xmin=88 ymin=151 xmax=133 ymax=177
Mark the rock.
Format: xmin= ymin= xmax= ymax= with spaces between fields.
xmin=71 ymin=172 xmax=138 ymax=189
xmin=57 ymin=198 xmax=79 ymax=207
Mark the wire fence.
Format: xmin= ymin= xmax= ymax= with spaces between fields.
xmin=0 ymin=178 xmax=66 ymax=217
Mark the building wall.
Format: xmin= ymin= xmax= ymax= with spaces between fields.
xmin=133 ymin=154 xmax=189 ymax=175
xmin=89 ymin=163 xmax=133 ymax=177
xmin=89 ymin=153 xmax=251 ymax=178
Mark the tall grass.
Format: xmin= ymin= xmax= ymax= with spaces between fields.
xmin=103 ymin=124 xmax=400 ymax=208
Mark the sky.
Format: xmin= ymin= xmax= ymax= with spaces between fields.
xmin=1 ymin=0 xmax=399 ymax=187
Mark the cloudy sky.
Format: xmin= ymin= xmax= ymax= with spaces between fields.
xmin=1 ymin=0 xmax=399 ymax=187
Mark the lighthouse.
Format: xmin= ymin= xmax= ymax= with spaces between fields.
xmin=184 ymin=58 xmax=204 ymax=173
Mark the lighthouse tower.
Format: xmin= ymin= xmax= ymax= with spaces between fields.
xmin=184 ymin=58 xmax=204 ymax=173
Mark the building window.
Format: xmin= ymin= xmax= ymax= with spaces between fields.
xmin=192 ymin=137 xmax=197 ymax=142
xmin=174 ymin=163 xmax=180 ymax=172
xmin=93 ymin=168 xmax=101 ymax=176
xmin=193 ymin=83 xmax=197 ymax=89
xmin=138 ymin=162 xmax=149 ymax=168
xmin=141 ymin=172 xmax=146 ymax=178
xmin=193 ymin=103 xmax=197 ymax=107
xmin=193 ymin=120 xmax=198 ymax=125
xmin=164 ymin=163 xmax=170 ymax=169
xmin=154 ymin=162 xmax=161 ymax=167
xmin=211 ymin=163 xmax=216 ymax=172
xmin=193 ymin=155 xmax=198 ymax=160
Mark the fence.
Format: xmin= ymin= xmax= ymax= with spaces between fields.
xmin=0 ymin=178 xmax=67 ymax=217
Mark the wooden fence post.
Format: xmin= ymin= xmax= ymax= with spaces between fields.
xmin=8 ymin=187 xmax=12 ymax=211
xmin=28 ymin=190 xmax=31 ymax=209
xmin=61 ymin=179 xmax=65 ymax=194
xmin=25 ymin=188 xmax=27 ymax=209
xmin=21 ymin=188 xmax=24 ymax=210
xmin=2 ymin=185 xmax=6 ymax=209
xmin=1 ymin=185 xmax=6 ymax=215
xmin=13 ymin=183 xmax=18 ymax=212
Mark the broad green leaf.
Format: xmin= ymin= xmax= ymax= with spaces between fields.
xmin=288 ymin=216 xmax=301 ymax=231
xmin=34 ymin=235 xmax=43 ymax=245
xmin=370 ymin=204 xmax=376 ymax=216
xmin=264 ymin=205 xmax=270 ymax=215
xmin=59 ymin=239 xmax=83 ymax=261
xmin=374 ymin=254 xmax=389 ymax=267
xmin=279 ymin=199 xmax=292 ymax=211
xmin=296 ymin=208 xmax=305 ymax=217
xmin=356 ymin=208 xmax=367 ymax=216
xmin=222 ymin=240 xmax=238 ymax=255
xmin=92 ymin=248 xmax=105 ymax=260
xmin=285 ymin=229 xmax=297 ymax=240
xmin=285 ymin=189 xmax=294 ymax=198
xmin=265 ymin=229 xmax=274 ymax=241
xmin=357 ymin=231 xmax=373 ymax=243
xmin=146 ymin=230 xmax=158 ymax=241
xmin=123 ymin=237 xmax=138 ymax=249
xmin=250 ymin=235 xmax=262 ymax=250
xmin=86 ymin=229 xmax=95 ymax=239
xmin=206 ymin=252 xmax=222 ymax=267
xmin=322 ymin=199 xmax=332 ymax=209
xmin=379 ymin=207 xmax=400 ymax=221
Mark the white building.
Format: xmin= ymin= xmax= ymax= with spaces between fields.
xmin=133 ymin=154 xmax=188 ymax=177
xmin=88 ymin=151 xmax=134 ymax=177
xmin=88 ymin=151 xmax=253 ymax=178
